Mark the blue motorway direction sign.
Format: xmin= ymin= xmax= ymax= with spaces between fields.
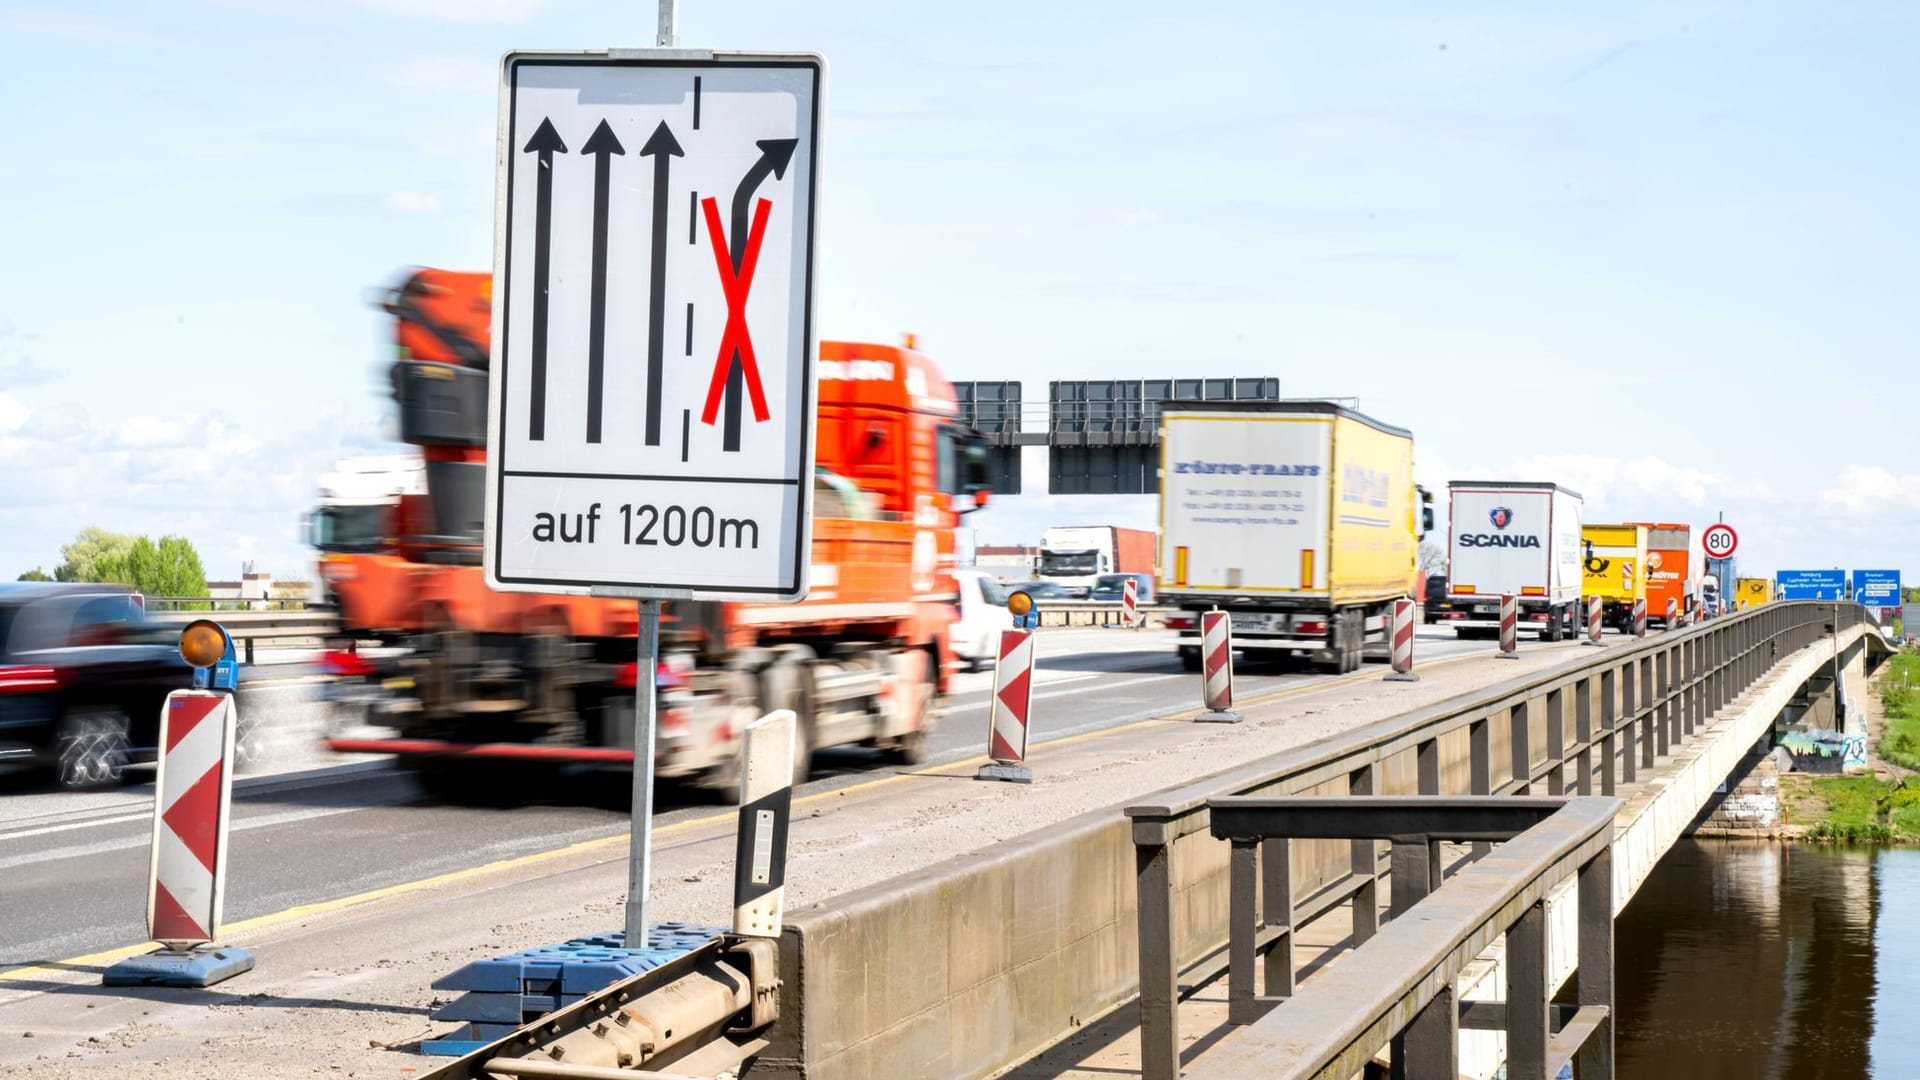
xmin=1775 ymin=569 xmax=1846 ymax=601
xmin=1854 ymin=569 xmax=1902 ymax=610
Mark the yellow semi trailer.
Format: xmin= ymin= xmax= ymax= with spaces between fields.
xmin=1159 ymin=401 xmax=1434 ymax=675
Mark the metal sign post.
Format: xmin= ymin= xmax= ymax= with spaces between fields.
xmin=627 ymin=600 xmax=661 ymax=943
xmin=484 ymin=30 xmax=823 ymax=953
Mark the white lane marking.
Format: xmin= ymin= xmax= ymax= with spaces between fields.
xmin=0 ymin=804 xmax=370 ymax=873
xmin=0 ymin=811 xmax=153 ymax=842
xmin=944 ymin=674 xmax=1163 ymax=714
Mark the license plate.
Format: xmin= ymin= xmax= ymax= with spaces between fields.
xmin=1231 ymin=613 xmax=1281 ymax=634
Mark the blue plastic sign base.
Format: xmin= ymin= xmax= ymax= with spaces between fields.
xmin=103 ymin=946 xmax=254 ymax=988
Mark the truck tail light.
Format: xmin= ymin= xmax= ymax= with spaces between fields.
xmin=1295 ymin=620 xmax=1326 ymax=635
xmin=1166 ymin=615 xmax=1195 ymax=630
xmin=0 ymin=665 xmax=60 ymax=693
xmin=615 ymin=662 xmax=687 ymax=691
xmin=320 ymin=650 xmax=375 ymax=678
xmin=1529 ymin=613 xmax=1549 ymax=622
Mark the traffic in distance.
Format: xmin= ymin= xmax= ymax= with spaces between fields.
xmin=1 ymin=269 xmax=1888 ymax=794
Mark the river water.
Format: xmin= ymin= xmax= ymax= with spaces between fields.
xmin=1615 ymin=840 xmax=1920 ymax=1078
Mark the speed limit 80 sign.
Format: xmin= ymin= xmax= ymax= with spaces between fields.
xmin=1702 ymin=523 xmax=1738 ymax=559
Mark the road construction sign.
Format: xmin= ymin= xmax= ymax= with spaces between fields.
xmin=485 ymin=51 xmax=823 ymax=601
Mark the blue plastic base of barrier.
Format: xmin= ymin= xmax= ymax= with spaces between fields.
xmin=420 ymin=1023 xmax=517 ymax=1056
xmin=423 ymin=924 xmax=725 ymax=1049
xmin=102 ymin=946 xmax=255 ymax=988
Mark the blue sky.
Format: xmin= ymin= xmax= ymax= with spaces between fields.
xmin=1 ymin=1 xmax=1917 ymax=584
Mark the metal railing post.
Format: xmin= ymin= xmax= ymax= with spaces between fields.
xmin=1349 ymin=763 xmax=1379 ymax=943
xmin=1575 ymin=677 xmax=1594 ymax=797
xmin=1638 ymin=656 xmax=1656 ymax=771
xmin=1134 ymin=835 xmax=1180 ymax=1080
xmin=1577 ymin=845 xmax=1616 ymax=1079
xmin=1653 ymin=649 xmax=1670 ymax=757
xmin=1546 ymin=688 xmax=1566 ymax=796
xmin=1261 ymin=836 xmax=1294 ymax=998
xmin=1228 ymin=838 xmax=1260 ymax=1024
xmin=1599 ymin=669 xmax=1617 ymax=796
xmin=1396 ymin=984 xmax=1459 ymax=1080
xmin=1510 ymin=699 xmax=1533 ymax=795
xmin=1507 ymin=899 xmax=1551 ymax=1080
xmin=1618 ymin=663 xmax=1637 ymax=784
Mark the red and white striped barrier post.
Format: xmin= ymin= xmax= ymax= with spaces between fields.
xmin=106 ymin=620 xmax=254 ymax=988
xmin=1666 ymin=597 xmax=1681 ymax=629
xmin=1384 ymin=598 xmax=1418 ymax=682
xmin=1121 ymin=576 xmax=1140 ymax=630
xmin=1582 ymin=595 xmax=1606 ymax=646
xmin=1197 ymin=610 xmax=1241 ymax=722
xmin=1692 ymin=595 xmax=1706 ymax=623
xmin=1496 ymin=594 xmax=1520 ymax=658
xmin=1633 ymin=598 xmax=1648 ymax=638
xmin=977 ymin=629 xmax=1035 ymax=783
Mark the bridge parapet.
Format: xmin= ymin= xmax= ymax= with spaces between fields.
xmin=1125 ymin=600 xmax=1879 ymax=1079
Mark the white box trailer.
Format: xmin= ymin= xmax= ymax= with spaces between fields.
xmin=1443 ymin=481 xmax=1584 ymax=641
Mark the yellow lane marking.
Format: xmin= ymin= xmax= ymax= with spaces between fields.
xmin=0 ymin=644 xmax=1507 ymax=989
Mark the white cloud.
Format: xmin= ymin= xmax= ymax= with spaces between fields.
xmin=1816 ymin=465 xmax=1920 ymax=515
xmin=0 ymin=393 xmax=28 ymax=434
xmin=1431 ymin=452 xmax=1755 ymax=512
xmin=382 ymin=191 xmax=442 ymax=216
xmin=1109 ymin=208 xmax=1162 ymax=228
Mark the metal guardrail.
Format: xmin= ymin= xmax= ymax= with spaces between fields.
xmin=146 ymin=609 xmax=344 ymax=663
xmin=1125 ymin=600 xmax=1876 ymax=1080
xmin=1192 ymin=796 xmax=1618 ymax=1080
xmin=1032 ymin=600 xmax=1172 ymax=628
xmin=144 ymin=596 xmax=313 ymax=612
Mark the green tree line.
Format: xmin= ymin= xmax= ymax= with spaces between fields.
xmin=16 ymin=526 xmax=210 ymax=599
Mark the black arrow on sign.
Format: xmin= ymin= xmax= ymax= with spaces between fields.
xmin=581 ymin=119 xmax=624 ymax=444
xmin=639 ymin=121 xmax=683 ymax=447
xmin=719 ymin=138 xmax=799 ymax=452
xmin=522 ymin=118 xmax=567 ymax=442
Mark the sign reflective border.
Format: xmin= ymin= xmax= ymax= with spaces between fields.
xmin=485 ymin=51 xmax=823 ymax=601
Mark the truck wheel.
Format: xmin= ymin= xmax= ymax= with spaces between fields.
xmin=52 ymin=707 xmax=131 ymax=789
xmin=883 ymin=649 xmax=936 ymax=767
xmin=758 ymin=662 xmax=816 ymax=787
xmin=1179 ymin=647 xmax=1202 ymax=672
xmin=1542 ymin=609 xmax=1563 ymax=643
xmin=1342 ymin=614 xmax=1363 ymax=674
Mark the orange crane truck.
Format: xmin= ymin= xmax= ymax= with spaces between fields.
xmin=321 ymin=270 xmax=991 ymax=795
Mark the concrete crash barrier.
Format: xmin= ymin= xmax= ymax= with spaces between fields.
xmin=765 ymin=807 xmax=1199 ymax=1080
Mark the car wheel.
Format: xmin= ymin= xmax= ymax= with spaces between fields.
xmin=54 ymin=707 xmax=132 ymax=789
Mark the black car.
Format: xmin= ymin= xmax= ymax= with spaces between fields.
xmin=1423 ymin=574 xmax=1450 ymax=624
xmin=0 ymin=584 xmax=190 ymax=788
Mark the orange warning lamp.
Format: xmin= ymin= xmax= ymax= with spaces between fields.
xmin=179 ymin=620 xmax=228 ymax=669
xmin=1007 ymin=590 xmax=1034 ymax=619
xmin=901 ymin=332 xmax=919 ymax=350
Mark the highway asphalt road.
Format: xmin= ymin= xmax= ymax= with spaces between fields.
xmin=0 ymin=624 xmax=1561 ymax=975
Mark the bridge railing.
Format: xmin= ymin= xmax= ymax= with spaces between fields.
xmin=1191 ymin=796 xmax=1618 ymax=1080
xmin=145 ymin=609 xmax=347 ymax=663
xmin=1124 ymin=599 xmax=1870 ymax=1080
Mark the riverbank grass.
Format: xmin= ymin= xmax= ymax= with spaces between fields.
xmin=1878 ymin=652 xmax=1920 ymax=771
xmin=1789 ymin=776 xmax=1920 ymax=844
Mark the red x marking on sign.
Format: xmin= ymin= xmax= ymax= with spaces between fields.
xmin=699 ymin=195 xmax=773 ymax=427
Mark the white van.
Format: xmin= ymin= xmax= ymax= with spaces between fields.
xmin=952 ymin=570 xmax=1016 ymax=671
